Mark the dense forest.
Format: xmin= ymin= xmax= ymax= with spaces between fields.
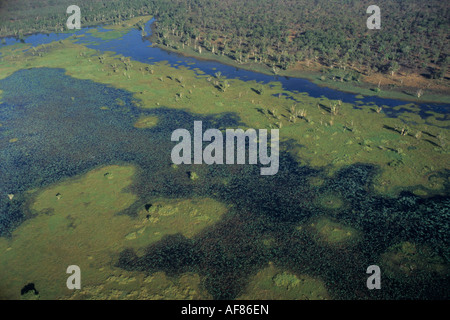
xmin=0 ymin=0 xmax=449 ymax=79
xmin=0 ymin=0 xmax=152 ymax=36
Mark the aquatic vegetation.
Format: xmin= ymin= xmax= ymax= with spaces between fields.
xmin=380 ymin=242 xmax=448 ymax=280
xmin=134 ymin=197 xmax=227 ymax=240
xmin=0 ymin=165 xmax=137 ymax=299
xmin=134 ymin=115 xmax=159 ymax=129
xmin=0 ymin=163 xmax=227 ymax=299
xmin=317 ymin=193 xmax=345 ymax=211
xmin=86 ymin=16 xmax=153 ymax=42
xmin=0 ymin=36 xmax=448 ymax=194
xmin=0 ymin=17 xmax=448 ymax=301
xmin=188 ymin=171 xmax=199 ymax=181
xmin=306 ymin=217 xmax=361 ymax=247
xmin=308 ymin=176 xmax=325 ymax=187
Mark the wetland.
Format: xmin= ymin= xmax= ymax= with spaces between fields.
xmin=0 ymin=16 xmax=448 ymax=300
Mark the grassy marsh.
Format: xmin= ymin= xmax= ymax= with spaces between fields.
xmin=0 ymin=17 xmax=448 ymax=300
xmin=1 ymin=36 xmax=448 ymax=195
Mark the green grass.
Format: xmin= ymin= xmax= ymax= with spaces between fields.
xmin=306 ymin=217 xmax=361 ymax=246
xmin=0 ymin=17 xmax=449 ymax=197
xmin=0 ymin=164 xmax=227 ymax=299
xmin=0 ymin=16 xmax=448 ymax=300
xmin=85 ymin=15 xmax=153 ymax=41
xmin=86 ymin=28 xmax=128 ymax=41
xmin=238 ymin=263 xmax=329 ymax=300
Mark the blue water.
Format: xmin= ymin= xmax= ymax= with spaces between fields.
xmin=2 ymin=18 xmax=448 ymax=119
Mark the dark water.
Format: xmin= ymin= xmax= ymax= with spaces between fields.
xmin=0 ymin=68 xmax=448 ymax=300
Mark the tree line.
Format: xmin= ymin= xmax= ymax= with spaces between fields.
xmin=1 ymin=0 xmax=448 ymax=78
xmin=152 ymin=0 xmax=449 ymax=79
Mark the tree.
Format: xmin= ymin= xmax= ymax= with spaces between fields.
xmin=388 ymin=61 xmax=400 ymax=76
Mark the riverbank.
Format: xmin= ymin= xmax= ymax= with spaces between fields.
xmin=149 ymin=32 xmax=450 ymax=105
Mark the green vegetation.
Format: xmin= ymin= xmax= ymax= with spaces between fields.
xmin=0 ymin=164 xmax=227 ymax=299
xmin=0 ymin=13 xmax=448 ymax=300
xmin=0 ymin=0 xmax=153 ymax=37
xmin=133 ymin=115 xmax=159 ymax=129
xmin=188 ymin=171 xmax=199 ymax=181
xmin=304 ymin=217 xmax=362 ymax=247
xmin=0 ymin=30 xmax=448 ymax=195
xmin=69 ymin=271 xmax=212 ymax=300
xmin=1 ymin=1 xmax=448 ymax=99
xmin=238 ymin=263 xmax=329 ymax=300
xmin=317 ymin=193 xmax=345 ymax=211
xmin=380 ymin=242 xmax=448 ymax=280
xmin=86 ymin=15 xmax=153 ymax=41
xmin=151 ymin=1 xmax=448 ymax=74
xmin=150 ymin=0 xmax=449 ymax=99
